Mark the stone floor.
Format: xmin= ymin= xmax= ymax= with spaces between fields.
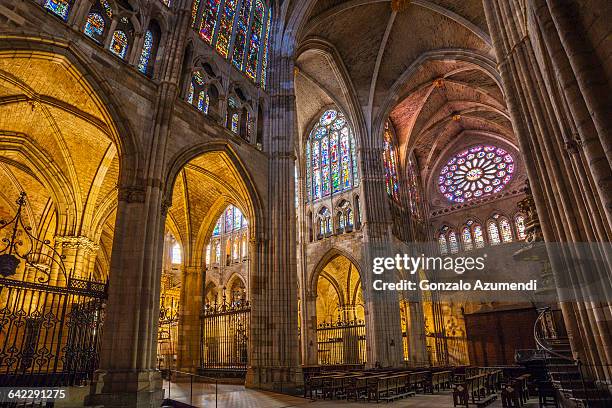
xmin=162 ymin=381 xmax=542 ymax=408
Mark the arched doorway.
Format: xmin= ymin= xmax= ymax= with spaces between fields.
xmin=162 ymin=148 xmax=259 ymax=378
xmin=0 ymin=49 xmax=129 ymax=385
xmin=313 ymin=254 xmax=366 ymax=366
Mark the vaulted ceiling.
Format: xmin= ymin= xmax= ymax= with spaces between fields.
xmin=293 ymin=0 xmax=517 ymax=200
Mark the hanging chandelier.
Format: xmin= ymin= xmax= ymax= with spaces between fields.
xmin=0 ymin=192 xmax=67 ymax=282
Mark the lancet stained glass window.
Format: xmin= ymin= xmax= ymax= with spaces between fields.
xmin=137 ymin=30 xmax=154 ymax=74
xmin=199 ymin=0 xmax=221 ymax=44
xmin=193 ymin=0 xmax=271 ymax=85
xmin=246 ymin=0 xmax=264 ymax=79
xmin=383 ymin=121 xmax=399 ymax=200
xmin=448 ymin=230 xmax=459 ymax=254
xmin=232 ymin=0 xmax=252 ymax=69
xmin=474 ymin=224 xmax=485 ymax=248
xmin=438 ymin=233 xmax=448 ymax=255
xmin=187 ymin=72 xmax=208 ymax=113
xmin=84 ymin=12 xmax=105 ymax=42
xmin=439 ymin=145 xmax=515 ymax=203
xmin=462 ymin=227 xmax=473 ymax=251
xmin=100 ymin=0 xmax=112 ymax=17
xmin=44 ymin=0 xmax=72 ymax=21
xmin=306 ymin=109 xmax=358 ymax=201
xmin=488 ymin=220 xmax=501 ymax=245
xmin=215 ymin=0 xmax=238 ymax=58
xmin=109 ymin=30 xmax=129 ymax=59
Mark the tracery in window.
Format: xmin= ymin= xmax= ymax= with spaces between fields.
xmin=439 ymin=145 xmax=515 ymax=203
xmin=306 ymin=109 xmax=358 ymax=201
xmin=407 ymin=155 xmax=422 ymax=218
xmin=232 ymin=0 xmax=252 ymax=70
xmin=215 ymin=0 xmax=238 ymax=58
xmin=319 ymin=207 xmax=332 ymax=236
xmin=44 ymin=0 xmax=72 ymax=21
xmin=382 ymin=121 xmax=399 ymax=200
xmin=186 ymin=72 xmax=209 ymax=113
xmin=193 ymin=0 xmax=271 ymax=85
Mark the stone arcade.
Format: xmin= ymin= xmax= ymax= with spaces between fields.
xmin=0 ymin=0 xmax=609 ymax=407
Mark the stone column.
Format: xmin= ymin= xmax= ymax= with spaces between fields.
xmin=85 ymin=185 xmax=166 ymax=408
xmin=358 ymin=146 xmax=405 ymax=368
xmin=245 ymin=52 xmax=302 ymax=391
xmin=483 ymin=0 xmax=612 ymax=384
xmin=177 ymin=265 xmax=204 ymax=371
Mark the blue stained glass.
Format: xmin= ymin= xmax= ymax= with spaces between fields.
xmin=231 ymin=113 xmax=239 ymax=133
xmin=216 ymin=0 xmax=238 ymax=58
xmin=330 ymin=132 xmax=340 ymax=193
xmin=84 ymin=12 xmax=105 ymax=42
xmin=109 ymin=30 xmax=129 ymax=59
xmin=137 ymin=30 xmax=154 ymax=74
xmin=100 ymin=0 xmax=112 ymax=17
xmin=234 ymin=207 xmax=243 ymax=230
xmin=260 ymin=8 xmax=271 ymax=88
xmin=232 ymin=0 xmax=252 ymax=70
xmin=199 ymin=0 xmax=221 ymax=43
xmin=321 ymin=136 xmax=330 ymax=196
xmin=246 ymin=0 xmax=264 ymax=79
xmin=44 ymin=0 xmax=71 ymax=21
xmin=213 ymin=218 xmax=221 ymax=236
xmin=306 ymin=143 xmax=311 ymax=201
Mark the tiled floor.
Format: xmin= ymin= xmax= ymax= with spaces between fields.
xmin=162 ymin=382 xmax=542 ymax=408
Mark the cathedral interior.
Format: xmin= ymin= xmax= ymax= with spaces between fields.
xmin=0 ymin=0 xmax=609 ymax=407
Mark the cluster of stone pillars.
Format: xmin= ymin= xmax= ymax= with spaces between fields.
xmin=483 ymin=0 xmax=612 ymax=386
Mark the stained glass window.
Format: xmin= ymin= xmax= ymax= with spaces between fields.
xmin=346 ymin=207 xmax=353 ymax=227
xmin=407 ymin=156 xmax=422 ymax=218
xmin=500 ymin=218 xmax=513 ymax=243
xmin=216 ymin=0 xmax=238 ymax=58
xmin=84 ymin=12 xmax=105 ymax=42
xmin=137 ymin=30 xmax=154 ymax=74
xmin=474 ymin=224 xmax=485 ymax=248
xmin=260 ymin=8 xmax=271 ymax=88
xmin=215 ymin=242 xmax=221 ymax=262
xmin=199 ymin=0 xmax=221 ymax=44
xmin=225 ymin=207 xmax=233 ymax=231
xmin=213 ymin=218 xmax=221 ymax=236
xmin=109 ymin=30 xmax=129 ymax=59
xmin=232 ymin=0 xmax=252 ymax=70
xmin=383 ymin=122 xmax=399 ymax=200
xmin=462 ymin=227 xmax=473 ymax=251
xmin=515 ymin=214 xmax=526 ymax=240
xmin=438 ymin=233 xmax=448 ymax=255
xmin=306 ymin=109 xmax=358 ymax=201
xmin=187 ymin=72 xmax=208 ymax=113
xmin=206 ymin=244 xmax=211 ymax=266
xmin=191 ymin=0 xmax=201 ymax=26
xmin=234 ymin=207 xmax=243 ymax=230
xmin=44 ymin=0 xmax=72 ymax=21
xmin=448 ymin=230 xmax=459 ymax=254
xmin=438 ymin=145 xmax=515 ymax=203
xmin=231 ymin=113 xmax=239 ymax=133
xmin=487 ymin=220 xmax=501 ymax=245
xmin=246 ymin=0 xmax=264 ymax=79
xmin=161 ymin=0 xmax=171 ymax=7
xmin=319 ymin=208 xmax=331 ymax=236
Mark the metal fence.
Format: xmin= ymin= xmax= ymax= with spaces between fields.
xmin=316 ymin=319 xmax=367 ymax=365
xmin=0 ymin=276 xmax=106 ymax=386
xmin=200 ymin=297 xmax=250 ymax=373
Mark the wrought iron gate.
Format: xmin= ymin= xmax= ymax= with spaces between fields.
xmin=0 ymin=276 xmax=106 ymax=386
xmin=0 ymin=192 xmax=107 ymax=386
xmin=200 ymin=295 xmax=250 ymax=375
xmin=317 ymin=319 xmax=366 ymax=365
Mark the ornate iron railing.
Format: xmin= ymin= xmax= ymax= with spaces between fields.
xmin=316 ymin=319 xmax=366 ymax=365
xmin=200 ymin=296 xmax=250 ymax=373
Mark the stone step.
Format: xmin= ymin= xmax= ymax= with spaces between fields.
xmin=570 ymin=396 xmax=612 ymax=408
